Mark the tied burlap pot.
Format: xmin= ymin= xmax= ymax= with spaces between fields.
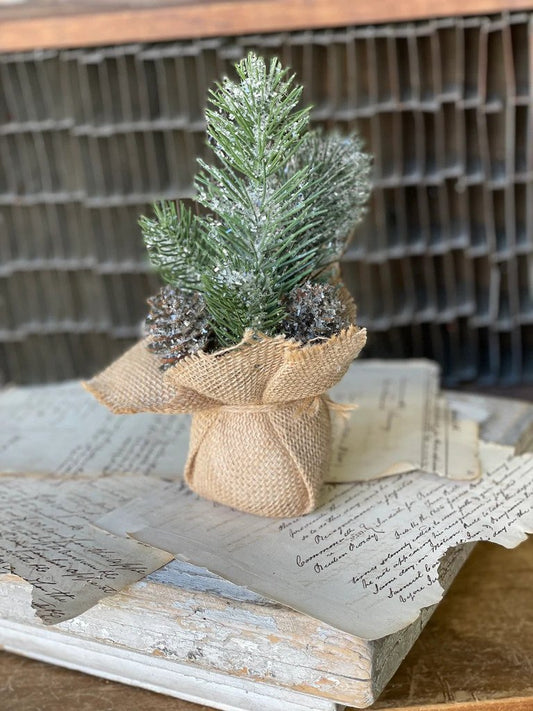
xmin=85 ymin=325 xmax=366 ymax=518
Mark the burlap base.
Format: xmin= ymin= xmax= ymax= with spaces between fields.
xmin=85 ymin=324 xmax=366 ymax=518
xmin=185 ymin=396 xmax=331 ymax=516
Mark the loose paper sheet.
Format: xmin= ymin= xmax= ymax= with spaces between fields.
xmin=0 ymin=474 xmax=173 ymax=623
xmin=97 ymin=442 xmax=533 ymax=640
xmin=329 ymin=360 xmax=479 ymax=481
xmin=0 ymin=381 xmax=190 ymax=479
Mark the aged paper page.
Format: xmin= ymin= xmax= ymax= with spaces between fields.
xmin=98 ymin=442 xmax=532 ymax=640
xmin=419 ymin=396 xmax=479 ymax=481
xmin=0 ymin=474 xmax=173 ymax=624
xmin=329 ymin=361 xmax=479 ymax=482
xmin=0 ymin=382 xmax=174 ymax=623
xmin=0 ymin=381 xmax=190 ymax=479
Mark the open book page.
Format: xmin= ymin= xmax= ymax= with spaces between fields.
xmin=97 ymin=442 xmax=533 ymax=640
xmin=0 ymin=474 xmax=173 ymax=624
xmin=0 ymin=381 xmax=190 ymax=479
xmin=329 ymin=360 xmax=479 ymax=482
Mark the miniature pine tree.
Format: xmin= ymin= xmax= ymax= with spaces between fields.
xmin=140 ymin=51 xmax=371 ymax=352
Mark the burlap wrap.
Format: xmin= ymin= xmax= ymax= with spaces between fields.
xmin=84 ymin=324 xmax=366 ymax=517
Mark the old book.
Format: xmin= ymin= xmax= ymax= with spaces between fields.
xmin=0 ymin=372 xmax=532 ymax=710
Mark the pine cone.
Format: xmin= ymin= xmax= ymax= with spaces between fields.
xmin=280 ymin=282 xmax=353 ymax=343
xmin=145 ymin=285 xmax=213 ymax=370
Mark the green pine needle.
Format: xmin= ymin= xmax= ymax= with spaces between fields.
xmin=139 ymin=202 xmax=208 ymax=291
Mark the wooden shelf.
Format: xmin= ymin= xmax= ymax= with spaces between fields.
xmin=1 ymin=0 xmax=532 ymax=53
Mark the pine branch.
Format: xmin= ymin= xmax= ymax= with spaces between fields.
xmin=282 ymin=129 xmax=372 ymax=260
xmin=203 ymin=54 xmax=309 ymax=179
xmin=139 ymin=202 xmax=208 ymax=291
xmin=193 ymin=53 xmax=340 ymax=345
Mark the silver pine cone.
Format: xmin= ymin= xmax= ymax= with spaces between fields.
xmin=281 ymin=282 xmax=352 ymax=343
xmin=145 ymin=285 xmax=213 ymax=370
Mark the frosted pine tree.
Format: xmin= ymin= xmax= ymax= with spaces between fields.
xmin=141 ymin=52 xmax=371 ymax=366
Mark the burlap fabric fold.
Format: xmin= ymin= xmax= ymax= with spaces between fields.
xmin=85 ymin=325 xmax=366 ymax=517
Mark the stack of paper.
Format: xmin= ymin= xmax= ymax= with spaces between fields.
xmin=0 ymin=360 xmax=532 ymax=709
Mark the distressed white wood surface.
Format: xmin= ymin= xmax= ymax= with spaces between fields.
xmin=0 ymin=617 xmax=340 ymax=711
xmin=0 ymin=573 xmax=373 ymax=707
